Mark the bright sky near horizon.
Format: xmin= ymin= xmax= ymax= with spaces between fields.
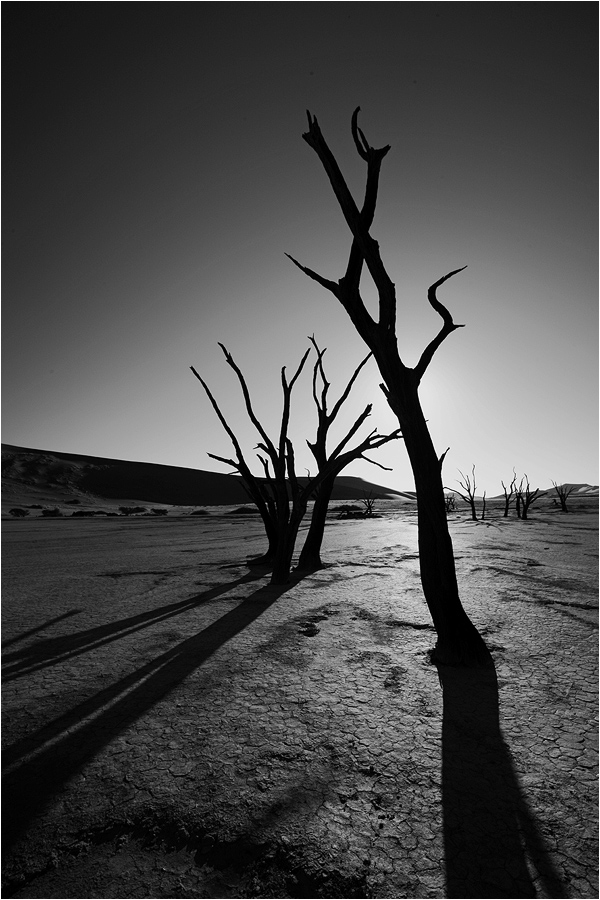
xmin=3 ymin=5 xmax=598 ymax=495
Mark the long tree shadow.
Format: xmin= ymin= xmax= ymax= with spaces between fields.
xmin=1 ymin=611 xmax=83 ymax=649
xmin=2 ymin=569 xmax=263 ymax=682
xmin=437 ymin=661 xmax=569 ymax=898
xmin=2 ymin=575 xmax=301 ymax=855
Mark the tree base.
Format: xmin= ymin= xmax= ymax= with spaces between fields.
xmin=429 ymin=634 xmax=494 ymax=669
xmin=246 ymin=553 xmax=274 ymax=568
xmin=295 ymin=555 xmax=323 ymax=573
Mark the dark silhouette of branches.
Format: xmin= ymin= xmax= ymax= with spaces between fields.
xmin=515 ymin=475 xmax=539 ymax=520
xmin=298 ymin=336 xmax=401 ymax=570
xmin=288 ymin=107 xmax=490 ymax=666
xmin=450 ymin=465 xmax=486 ymax=521
xmin=193 ymin=341 xmax=401 ymax=583
xmin=552 ymin=481 xmax=575 ymax=513
xmin=191 ymin=356 xmax=279 ymax=566
xmin=192 ymin=344 xmax=313 ymax=582
xmin=501 ymin=470 xmax=517 ymax=518
xmin=452 ymin=466 xmax=479 ymax=521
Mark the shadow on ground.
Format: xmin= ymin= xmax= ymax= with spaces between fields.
xmin=438 ymin=661 xmax=569 ymax=898
xmin=2 ymin=571 xmax=300 ymax=855
xmin=2 ymin=569 xmax=264 ymax=682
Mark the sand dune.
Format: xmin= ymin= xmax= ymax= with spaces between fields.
xmin=1 ymin=444 xmax=408 ymax=509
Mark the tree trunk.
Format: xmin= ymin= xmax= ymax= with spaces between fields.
xmin=270 ymin=504 xmax=307 ymax=584
xmin=246 ymin=531 xmax=278 ymax=567
xmin=297 ymin=473 xmax=336 ymax=570
xmin=386 ymin=373 xmax=491 ymax=666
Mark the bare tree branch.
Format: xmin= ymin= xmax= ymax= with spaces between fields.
xmin=216 ymin=344 xmax=277 ymax=461
xmin=190 ymin=366 xmax=245 ymax=457
xmin=413 ymin=267 xmax=467 ymax=384
xmin=328 ymin=405 xmax=373 ymax=461
xmin=206 ymin=452 xmax=239 ymax=472
xmin=359 ymin=455 xmax=393 ymax=471
xmin=308 ymin=335 xmax=329 ymax=415
xmin=329 ymin=350 xmax=372 ymax=422
xmin=439 ymin=447 xmax=450 ymax=470
xmin=302 ymin=109 xmax=396 ymax=335
xmin=285 ymin=254 xmax=339 ymax=297
xmin=278 ymin=347 xmax=311 ymax=466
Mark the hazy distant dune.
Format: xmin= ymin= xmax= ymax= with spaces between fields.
xmin=1 ymin=444 xmax=408 ymax=509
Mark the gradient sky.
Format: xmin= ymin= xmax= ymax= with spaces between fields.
xmin=3 ymin=4 xmax=598 ymax=494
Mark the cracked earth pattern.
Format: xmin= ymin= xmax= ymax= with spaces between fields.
xmin=2 ymin=505 xmax=598 ymax=898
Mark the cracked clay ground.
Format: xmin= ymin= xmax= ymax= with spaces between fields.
xmin=2 ymin=503 xmax=598 ymax=898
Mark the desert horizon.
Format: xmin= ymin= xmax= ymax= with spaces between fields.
xmin=3 ymin=443 xmax=597 ymax=516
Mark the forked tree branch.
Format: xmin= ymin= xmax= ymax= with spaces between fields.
xmin=302 ymin=109 xmax=396 ymax=334
xmin=292 ymin=110 xmax=467 ymax=391
xmin=329 ymin=350 xmax=372 ymax=422
xmin=328 ymin=405 xmax=374 ymax=461
xmin=330 ymin=424 xmax=402 ymax=476
xmin=191 ymin=367 xmax=278 ymax=521
xmin=279 ymin=347 xmax=311 ymax=465
xmin=217 ymin=344 xmax=277 ymax=463
xmin=308 ymin=336 xmax=330 ymax=415
xmin=413 ymin=267 xmax=467 ymax=384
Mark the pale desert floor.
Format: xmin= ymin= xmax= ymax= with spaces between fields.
xmin=2 ymin=502 xmax=598 ymax=898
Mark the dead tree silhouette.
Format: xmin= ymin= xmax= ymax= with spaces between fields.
xmin=297 ymin=335 xmax=401 ymax=571
xmin=192 ymin=344 xmax=312 ymax=583
xmin=193 ymin=342 xmax=400 ymax=584
xmin=515 ymin=475 xmax=540 ymax=520
xmin=191 ymin=353 xmax=281 ymax=567
xmin=288 ymin=108 xmax=490 ymax=665
xmin=552 ymin=480 xmax=575 ymax=512
xmin=501 ymin=470 xmax=517 ymax=518
xmin=450 ymin=465 xmax=485 ymax=521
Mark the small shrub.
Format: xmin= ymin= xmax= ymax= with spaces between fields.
xmin=228 ymin=506 xmax=258 ymax=515
xmin=71 ymin=510 xmax=95 ymax=517
xmin=42 ymin=508 xmax=63 ymax=517
xmin=118 ymin=506 xmax=147 ymax=516
xmin=336 ymin=504 xmax=365 ymax=519
xmin=190 ymin=508 xmax=210 ymax=516
xmin=9 ymin=508 xmax=29 ymax=517
xmin=150 ymin=508 xmax=168 ymax=516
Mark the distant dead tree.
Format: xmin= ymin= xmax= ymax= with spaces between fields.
xmin=444 ymin=494 xmax=456 ymax=514
xmin=552 ymin=481 xmax=575 ymax=513
xmin=359 ymin=491 xmax=378 ymax=517
xmin=297 ymin=336 xmax=401 ymax=571
xmin=501 ymin=470 xmax=517 ymax=518
xmin=287 ymin=108 xmax=490 ymax=665
xmin=515 ymin=475 xmax=539 ymax=520
xmin=451 ymin=466 xmax=480 ymax=521
xmin=192 ymin=342 xmax=400 ymax=584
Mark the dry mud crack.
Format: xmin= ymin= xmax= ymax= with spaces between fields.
xmin=2 ymin=507 xmax=598 ymax=898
